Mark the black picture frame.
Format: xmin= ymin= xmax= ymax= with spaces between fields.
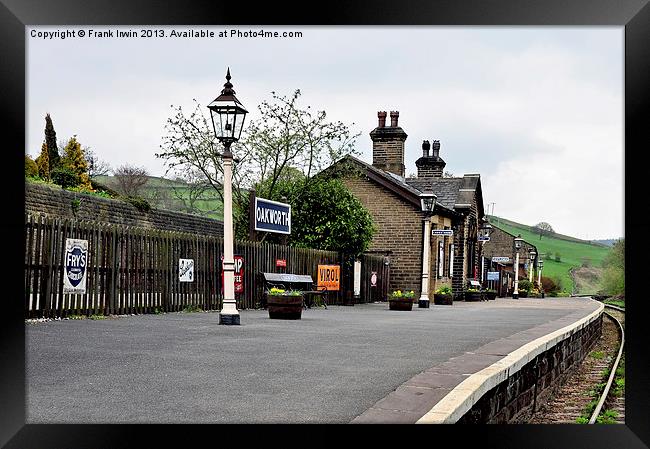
xmin=2 ymin=0 xmax=648 ymax=447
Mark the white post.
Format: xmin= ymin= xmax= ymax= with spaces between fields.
xmin=538 ymin=267 xmax=543 ymax=297
xmin=419 ymin=219 xmax=431 ymax=307
xmin=219 ymin=148 xmax=240 ymax=325
xmin=513 ymin=251 xmax=520 ymax=299
xmin=529 ymin=259 xmax=534 ymax=282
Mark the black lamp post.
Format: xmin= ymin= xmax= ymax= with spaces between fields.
xmin=208 ymin=68 xmax=248 ymax=325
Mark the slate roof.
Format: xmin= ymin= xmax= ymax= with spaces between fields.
xmin=330 ymin=156 xmax=460 ymax=216
xmin=405 ymin=177 xmax=464 ymax=210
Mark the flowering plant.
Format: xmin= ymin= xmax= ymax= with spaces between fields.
xmin=466 ymin=288 xmax=481 ymax=293
xmin=268 ymin=287 xmax=302 ymax=296
xmin=435 ymin=286 xmax=453 ymax=295
xmin=390 ymin=290 xmax=415 ymax=299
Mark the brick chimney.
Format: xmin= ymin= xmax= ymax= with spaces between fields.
xmin=415 ymin=139 xmax=446 ymax=178
xmin=370 ymin=110 xmax=407 ymax=177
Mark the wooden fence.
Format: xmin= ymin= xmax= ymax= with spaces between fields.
xmin=24 ymin=214 xmax=389 ymax=319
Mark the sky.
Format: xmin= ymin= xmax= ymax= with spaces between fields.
xmin=26 ymin=26 xmax=623 ymax=240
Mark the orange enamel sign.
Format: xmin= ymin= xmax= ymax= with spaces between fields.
xmin=317 ymin=265 xmax=340 ymax=291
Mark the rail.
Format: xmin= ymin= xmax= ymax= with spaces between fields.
xmin=588 ymin=304 xmax=625 ymax=424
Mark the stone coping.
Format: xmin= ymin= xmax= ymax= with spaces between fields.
xmin=351 ymin=298 xmax=603 ymax=424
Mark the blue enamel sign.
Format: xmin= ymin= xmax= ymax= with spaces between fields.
xmin=254 ymin=197 xmax=291 ymax=235
xmin=63 ymin=238 xmax=88 ymax=293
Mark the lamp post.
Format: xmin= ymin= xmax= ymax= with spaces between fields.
xmin=528 ymin=248 xmax=537 ymax=283
xmin=479 ymin=218 xmax=492 ymax=285
xmin=512 ymin=235 xmax=523 ymax=299
xmin=538 ymin=259 xmax=544 ymax=298
xmin=208 ymin=68 xmax=248 ymax=325
xmin=418 ymin=193 xmax=436 ymax=308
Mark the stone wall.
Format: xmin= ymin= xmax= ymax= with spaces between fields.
xmin=457 ymin=313 xmax=603 ymax=423
xmin=25 ymin=181 xmax=224 ymax=237
xmin=342 ymin=175 xmax=424 ymax=297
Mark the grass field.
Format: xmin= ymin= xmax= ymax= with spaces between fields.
xmin=488 ymin=216 xmax=612 ymax=294
xmin=96 ymin=175 xmax=225 ymax=220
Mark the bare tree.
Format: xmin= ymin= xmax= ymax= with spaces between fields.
xmin=84 ymin=147 xmax=112 ymax=179
xmin=113 ymin=164 xmax=150 ymax=197
xmin=531 ymin=222 xmax=555 ymax=240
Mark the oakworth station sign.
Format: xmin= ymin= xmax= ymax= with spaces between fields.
xmin=254 ymin=197 xmax=291 ymax=235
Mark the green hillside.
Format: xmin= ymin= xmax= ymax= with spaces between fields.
xmin=95 ymin=175 xmax=224 ymax=220
xmin=487 ymin=215 xmax=611 ymax=294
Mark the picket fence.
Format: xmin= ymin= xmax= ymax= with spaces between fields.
xmin=24 ymin=214 xmax=388 ymax=319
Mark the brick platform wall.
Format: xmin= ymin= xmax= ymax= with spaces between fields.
xmin=457 ymin=313 xmax=603 ymax=423
xmin=25 ymin=181 xmax=224 ymax=237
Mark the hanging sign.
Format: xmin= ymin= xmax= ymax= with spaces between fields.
xmin=254 ymin=197 xmax=291 ymax=234
xmin=63 ymin=238 xmax=88 ymax=294
xmin=487 ymin=271 xmax=500 ymax=281
xmin=478 ymin=236 xmax=490 ymax=242
xmin=432 ymin=229 xmax=453 ymax=237
xmin=317 ymin=264 xmax=340 ymax=291
xmin=221 ymin=255 xmax=244 ymax=293
xmin=492 ymin=257 xmax=511 ymax=263
xmin=179 ymin=259 xmax=195 ymax=282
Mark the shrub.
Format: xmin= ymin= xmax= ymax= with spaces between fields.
xmin=554 ymin=252 xmax=561 ymax=262
xmin=51 ymin=166 xmax=81 ymax=188
xmin=25 ymin=155 xmax=39 ymax=177
xmin=435 ymin=286 xmax=452 ymax=295
xmin=391 ymin=290 xmax=415 ymax=299
xmin=518 ymin=279 xmax=532 ymax=292
xmin=124 ymin=196 xmax=152 ymax=213
xmin=540 ymin=276 xmax=560 ymax=294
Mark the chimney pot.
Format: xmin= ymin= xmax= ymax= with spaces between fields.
xmin=389 ymin=111 xmax=399 ymax=127
xmin=432 ymin=140 xmax=440 ymax=158
xmin=422 ymin=140 xmax=430 ymax=157
xmin=377 ymin=111 xmax=387 ymax=127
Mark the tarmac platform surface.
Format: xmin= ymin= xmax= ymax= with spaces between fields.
xmin=26 ymin=297 xmax=600 ymax=423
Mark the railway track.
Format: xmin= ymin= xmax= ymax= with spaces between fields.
xmin=529 ymin=301 xmax=625 ymax=424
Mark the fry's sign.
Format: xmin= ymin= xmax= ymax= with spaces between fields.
xmin=63 ymin=238 xmax=88 ymax=293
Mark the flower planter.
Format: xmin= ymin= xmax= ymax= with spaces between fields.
xmin=267 ymin=294 xmax=304 ymax=319
xmin=485 ymin=291 xmax=497 ymax=301
xmin=518 ymin=291 xmax=529 ymax=298
xmin=433 ymin=293 xmax=453 ymax=305
xmin=465 ymin=291 xmax=482 ymax=302
xmin=388 ymin=298 xmax=413 ymax=311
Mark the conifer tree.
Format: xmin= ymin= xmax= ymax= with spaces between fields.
xmin=35 ymin=141 xmax=50 ymax=180
xmin=61 ymin=135 xmax=93 ymax=190
xmin=45 ymin=113 xmax=60 ymax=169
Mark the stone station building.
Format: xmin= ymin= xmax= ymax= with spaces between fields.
xmin=481 ymin=223 xmax=539 ymax=297
xmin=325 ymin=111 xmax=487 ymax=300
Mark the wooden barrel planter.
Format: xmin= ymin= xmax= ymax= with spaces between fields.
xmin=267 ymin=294 xmax=304 ymax=319
xmin=485 ymin=291 xmax=497 ymax=301
xmin=433 ymin=294 xmax=453 ymax=305
xmin=388 ymin=298 xmax=413 ymax=311
xmin=465 ymin=291 xmax=482 ymax=302
xmin=518 ymin=290 xmax=529 ymax=298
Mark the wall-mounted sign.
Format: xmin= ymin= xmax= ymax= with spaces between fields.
xmin=221 ymin=255 xmax=244 ymax=293
xmin=487 ymin=271 xmax=500 ymax=281
xmin=478 ymin=236 xmax=490 ymax=242
xmin=370 ymin=271 xmax=377 ymax=287
xmin=317 ymin=264 xmax=340 ymax=291
xmin=63 ymin=238 xmax=88 ymax=294
xmin=492 ymin=257 xmax=511 ymax=263
xmin=276 ymin=259 xmax=287 ymax=268
xmin=432 ymin=229 xmax=454 ymax=237
xmin=254 ymin=197 xmax=291 ymax=235
xmin=179 ymin=259 xmax=195 ymax=282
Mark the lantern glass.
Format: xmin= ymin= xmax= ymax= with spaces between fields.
xmin=514 ymin=236 xmax=523 ymax=250
xmin=420 ymin=194 xmax=436 ymax=213
xmin=208 ymin=70 xmax=248 ymax=144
